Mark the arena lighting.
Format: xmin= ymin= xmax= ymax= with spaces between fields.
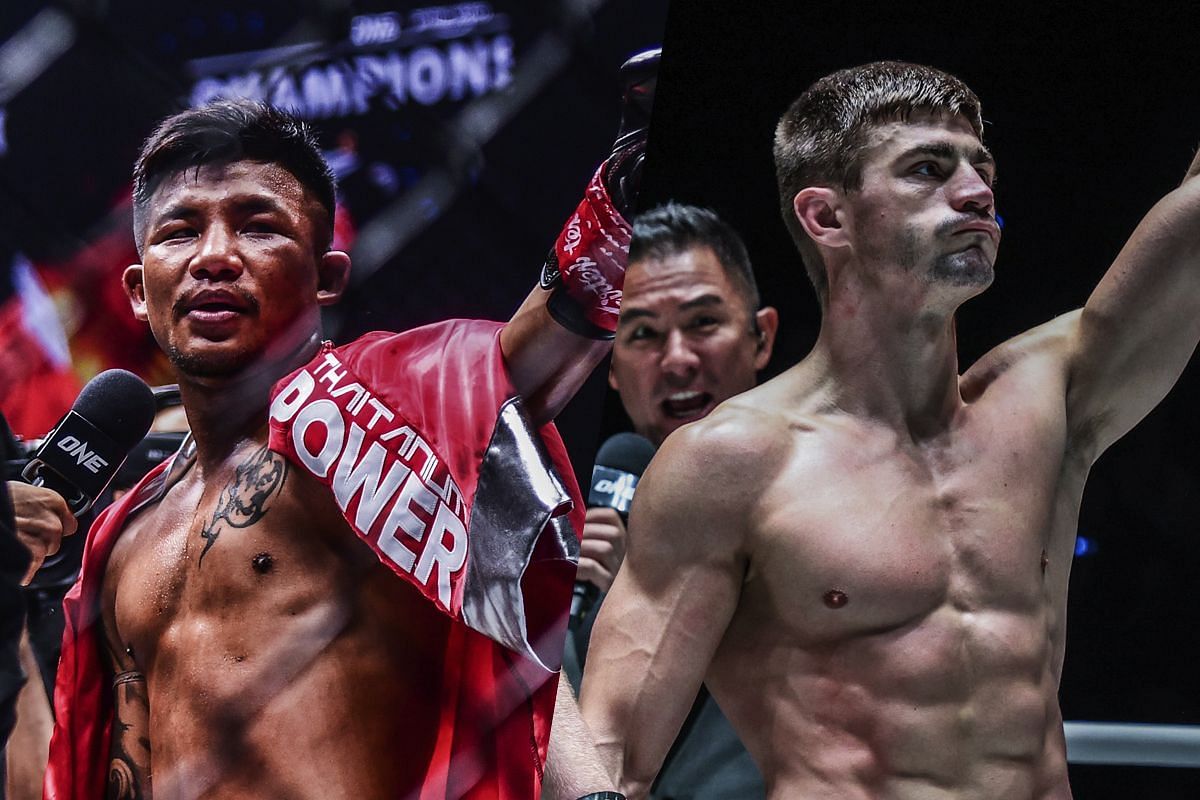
xmin=346 ymin=0 xmax=620 ymax=296
xmin=0 ymin=8 xmax=77 ymax=105
xmin=347 ymin=30 xmax=572 ymax=287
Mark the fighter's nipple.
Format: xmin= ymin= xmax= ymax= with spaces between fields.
xmin=252 ymin=552 xmax=275 ymax=574
xmin=823 ymin=589 xmax=849 ymax=609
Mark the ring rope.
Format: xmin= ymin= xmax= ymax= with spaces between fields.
xmin=1064 ymin=721 xmax=1200 ymax=767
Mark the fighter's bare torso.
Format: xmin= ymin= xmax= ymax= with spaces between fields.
xmin=580 ymin=73 xmax=1200 ymax=800
xmin=100 ymin=426 xmax=451 ymax=799
xmin=689 ymin=317 xmax=1085 ymax=800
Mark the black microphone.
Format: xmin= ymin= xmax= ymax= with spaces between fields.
xmin=21 ymin=370 xmax=157 ymax=514
xmin=571 ymin=432 xmax=656 ymax=628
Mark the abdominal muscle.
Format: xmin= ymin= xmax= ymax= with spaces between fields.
xmin=142 ymin=564 xmax=452 ymax=799
xmin=709 ymin=602 xmax=1073 ymax=800
xmin=109 ymin=458 xmax=458 ymax=800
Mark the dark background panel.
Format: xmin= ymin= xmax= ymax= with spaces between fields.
xmin=639 ymin=2 xmax=1200 ymax=795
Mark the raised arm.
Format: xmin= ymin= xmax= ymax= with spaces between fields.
xmin=500 ymin=50 xmax=657 ymax=424
xmin=1066 ymin=150 xmax=1200 ymax=457
xmin=501 ymin=287 xmax=613 ymax=426
xmin=578 ymin=423 xmax=749 ymax=798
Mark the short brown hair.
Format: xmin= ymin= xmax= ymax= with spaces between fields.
xmin=774 ymin=61 xmax=983 ymax=300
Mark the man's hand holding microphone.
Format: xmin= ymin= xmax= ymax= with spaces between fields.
xmin=572 ymin=432 xmax=657 ymax=627
xmin=9 ymin=484 xmax=77 ymax=585
xmin=5 ymin=368 xmax=156 ymax=584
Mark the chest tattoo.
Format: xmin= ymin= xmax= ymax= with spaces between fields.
xmin=198 ymin=445 xmax=288 ymax=566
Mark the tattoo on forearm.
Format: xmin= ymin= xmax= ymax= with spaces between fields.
xmin=198 ymin=445 xmax=287 ymax=566
xmin=108 ymin=673 xmax=151 ymax=799
xmin=107 ymin=750 xmax=148 ymax=800
xmin=107 ymin=758 xmax=141 ymax=800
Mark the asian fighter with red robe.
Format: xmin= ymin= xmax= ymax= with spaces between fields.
xmin=43 ymin=60 xmax=651 ymax=800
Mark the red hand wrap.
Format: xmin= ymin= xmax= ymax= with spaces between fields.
xmin=552 ymin=164 xmax=631 ymax=333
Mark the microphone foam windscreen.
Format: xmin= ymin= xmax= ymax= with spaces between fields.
xmin=594 ymin=431 xmax=656 ymax=477
xmin=72 ymin=369 xmax=158 ymax=451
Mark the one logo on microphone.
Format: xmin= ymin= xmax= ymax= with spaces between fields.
xmin=589 ymin=466 xmax=639 ymax=514
xmin=55 ymin=435 xmax=110 ymax=474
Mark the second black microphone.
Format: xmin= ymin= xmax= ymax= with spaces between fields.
xmin=571 ymin=431 xmax=656 ymax=629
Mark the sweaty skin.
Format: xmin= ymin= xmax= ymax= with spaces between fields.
xmin=94 ymin=157 xmax=609 ymax=799
xmin=616 ymin=335 xmax=1080 ymax=800
xmin=581 ymin=113 xmax=1200 ymax=799
xmin=101 ymin=434 xmax=460 ymax=798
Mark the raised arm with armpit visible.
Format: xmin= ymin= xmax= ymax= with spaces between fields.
xmin=1062 ymin=146 xmax=1200 ymax=460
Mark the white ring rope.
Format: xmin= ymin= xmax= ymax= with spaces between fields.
xmin=1064 ymin=721 xmax=1200 ymax=767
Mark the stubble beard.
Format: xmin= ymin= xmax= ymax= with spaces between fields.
xmin=930 ymin=248 xmax=994 ymax=288
xmin=166 ymin=314 xmax=323 ymax=387
xmin=898 ymin=224 xmax=994 ymax=289
xmin=166 ymin=342 xmax=256 ymax=379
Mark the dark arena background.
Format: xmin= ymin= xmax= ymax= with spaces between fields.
xmin=609 ymin=2 xmax=1200 ymax=797
xmin=0 ymin=0 xmax=666 ymax=487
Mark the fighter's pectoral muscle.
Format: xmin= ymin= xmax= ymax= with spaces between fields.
xmin=198 ymin=445 xmax=287 ymax=566
xmin=108 ymin=671 xmax=152 ymax=800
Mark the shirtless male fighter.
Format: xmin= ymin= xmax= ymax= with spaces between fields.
xmin=43 ymin=68 xmax=649 ymax=799
xmin=579 ymin=61 xmax=1200 ymax=799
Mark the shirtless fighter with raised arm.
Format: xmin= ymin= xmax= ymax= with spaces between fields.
xmin=44 ymin=67 xmax=649 ymax=798
xmin=579 ymin=61 xmax=1200 ymax=799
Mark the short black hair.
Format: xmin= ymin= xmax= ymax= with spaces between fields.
xmin=132 ymin=99 xmax=336 ymax=254
xmin=629 ymin=203 xmax=761 ymax=310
